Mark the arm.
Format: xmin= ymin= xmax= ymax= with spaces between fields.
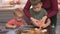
xmin=5 ymin=20 xmax=17 ymax=28
xmin=32 ymin=16 xmax=50 ymax=28
xmin=47 ymin=0 xmax=58 ymax=18
xmin=23 ymin=0 xmax=32 ymax=18
xmin=6 ymin=23 xmax=17 ymax=29
xmin=43 ymin=18 xmax=51 ymax=28
xmin=30 ymin=17 xmax=39 ymax=27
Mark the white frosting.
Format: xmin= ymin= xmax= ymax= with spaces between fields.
xmin=42 ymin=29 xmax=47 ymax=32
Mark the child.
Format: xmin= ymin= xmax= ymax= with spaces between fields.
xmin=6 ymin=8 xmax=27 ymax=28
xmin=30 ymin=0 xmax=51 ymax=28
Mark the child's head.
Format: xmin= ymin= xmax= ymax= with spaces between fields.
xmin=14 ymin=8 xmax=24 ymax=21
xmin=30 ymin=0 xmax=42 ymax=12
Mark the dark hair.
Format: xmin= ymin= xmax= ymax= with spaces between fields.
xmin=30 ymin=0 xmax=42 ymax=6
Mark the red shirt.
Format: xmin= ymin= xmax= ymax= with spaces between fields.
xmin=23 ymin=0 xmax=58 ymax=18
xmin=7 ymin=19 xmax=26 ymax=26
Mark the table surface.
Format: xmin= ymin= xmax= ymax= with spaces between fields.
xmin=0 ymin=24 xmax=55 ymax=34
xmin=0 ymin=27 xmax=55 ymax=34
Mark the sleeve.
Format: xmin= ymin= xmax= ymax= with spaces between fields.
xmin=47 ymin=0 xmax=58 ymax=18
xmin=23 ymin=0 xmax=32 ymax=19
xmin=7 ymin=20 xmax=14 ymax=25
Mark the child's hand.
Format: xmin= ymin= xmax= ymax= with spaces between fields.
xmin=30 ymin=17 xmax=39 ymax=26
xmin=6 ymin=24 xmax=17 ymax=29
xmin=30 ymin=17 xmax=46 ymax=27
xmin=43 ymin=18 xmax=51 ymax=28
xmin=12 ymin=25 xmax=17 ymax=28
xmin=39 ymin=16 xmax=51 ymax=28
xmin=38 ymin=16 xmax=47 ymax=28
xmin=41 ymin=16 xmax=47 ymax=23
